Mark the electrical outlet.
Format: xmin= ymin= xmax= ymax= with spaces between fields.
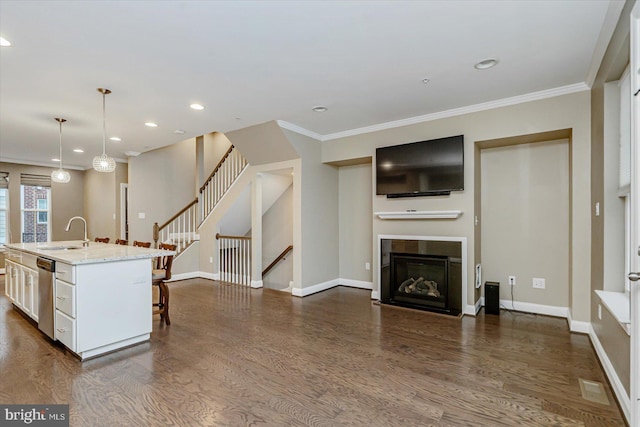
xmin=365 ymin=262 xmax=370 ymax=270
xmin=598 ymin=304 xmax=602 ymax=320
xmin=209 ymin=256 xmax=213 ymax=264
xmin=508 ymin=275 xmax=516 ymax=286
xmin=533 ymin=278 xmax=545 ymax=289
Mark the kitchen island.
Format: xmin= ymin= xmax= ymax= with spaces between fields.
xmin=4 ymin=241 xmax=175 ymax=360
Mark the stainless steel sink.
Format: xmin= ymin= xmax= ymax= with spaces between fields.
xmin=40 ymin=246 xmax=83 ymax=251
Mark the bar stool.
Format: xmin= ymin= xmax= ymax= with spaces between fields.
xmin=95 ymin=237 xmax=110 ymax=243
xmin=133 ymin=241 xmax=151 ymax=248
xmin=153 ymin=243 xmax=176 ymax=325
xmin=115 ymin=239 xmax=128 ymax=245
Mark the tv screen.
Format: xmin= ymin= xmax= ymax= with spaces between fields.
xmin=376 ymin=135 xmax=464 ymax=197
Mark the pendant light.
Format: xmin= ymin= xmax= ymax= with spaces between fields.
xmin=92 ymin=88 xmax=116 ymax=172
xmin=51 ymin=118 xmax=71 ymax=183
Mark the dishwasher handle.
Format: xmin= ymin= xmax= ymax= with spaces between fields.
xmin=36 ymin=257 xmax=55 ymax=272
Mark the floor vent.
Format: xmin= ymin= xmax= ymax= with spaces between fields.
xmin=579 ymin=378 xmax=610 ymax=405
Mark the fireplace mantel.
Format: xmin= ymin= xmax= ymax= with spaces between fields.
xmin=375 ymin=210 xmax=462 ymax=220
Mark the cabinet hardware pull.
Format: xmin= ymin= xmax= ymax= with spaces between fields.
xmin=56 ymin=296 xmax=67 ymax=300
xmin=56 ymin=328 xmax=67 ymax=333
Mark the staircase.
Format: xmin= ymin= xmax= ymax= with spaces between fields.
xmin=153 ymin=145 xmax=248 ymax=255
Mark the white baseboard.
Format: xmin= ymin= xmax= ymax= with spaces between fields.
xmin=291 ymin=278 xmax=373 ymax=297
xmin=250 ymin=280 xmax=263 ymax=289
xmin=167 ymin=271 xmax=218 ymax=282
xmin=463 ymin=297 xmax=483 ymax=316
xmin=167 ymin=272 xmax=200 ymax=282
xmin=337 ymin=278 xmax=373 ymax=290
xmin=370 ymin=290 xmax=379 ymax=300
xmin=567 ymin=310 xmax=590 ymax=334
xmin=498 ymin=298 xmax=568 ymax=318
xmin=589 ymin=325 xmax=630 ymax=423
xmin=292 ymin=279 xmax=339 ymax=297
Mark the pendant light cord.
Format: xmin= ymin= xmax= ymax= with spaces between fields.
xmin=102 ymin=91 xmax=107 ymax=155
xmin=59 ymin=120 xmax=63 ymax=168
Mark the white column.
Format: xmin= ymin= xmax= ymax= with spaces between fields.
xmin=251 ymin=174 xmax=263 ymax=288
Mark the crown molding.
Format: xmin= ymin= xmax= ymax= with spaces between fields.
xmin=277 ymin=82 xmax=590 ymax=142
xmin=322 ymin=83 xmax=590 ymax=141
xmin=0 ymin=157 xmax=86 ymax=170
xmin=277 ymin=120 xmax=324 ymax=141
xmin=0 ymin=157 xmax=128 ymax=170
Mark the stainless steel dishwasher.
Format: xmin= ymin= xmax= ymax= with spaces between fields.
xmin=36 ymin=257 xmax=55 ymax=339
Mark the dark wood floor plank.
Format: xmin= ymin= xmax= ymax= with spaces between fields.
xmin=0 ymin=278 xmax=626 ymax=426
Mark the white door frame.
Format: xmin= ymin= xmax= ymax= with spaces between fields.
xmin=629 ymin=4 xmax=639 ymax=426
xmin=120 ymin=183 xmax=128 ymax=240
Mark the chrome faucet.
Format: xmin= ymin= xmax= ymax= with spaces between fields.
xmin=65 ymin=216 xmax=89 ymax=247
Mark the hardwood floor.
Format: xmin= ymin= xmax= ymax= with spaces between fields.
xmin=0 ymin=277 xmax=626 ymax=426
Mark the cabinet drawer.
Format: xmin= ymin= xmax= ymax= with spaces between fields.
xmin=55 ymin=279 xmax=76 ymax=318
xmin=21 ymin=253 xmax=38 ymax=270
xmin=7 ymin=250 xmax=22 ymax=263
xmin=55 ymin=310 xmax=76 ymax=351
xmin=55 ymin=262 xmax=75 ymax=284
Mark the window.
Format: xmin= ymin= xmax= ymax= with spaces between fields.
xmin=0 ymin=188 xmax=8 ymax=245
xmin=0 ymin=172 xmax=9 ymax=246
xmin=21 ymin=185 xmax=51 ymax=243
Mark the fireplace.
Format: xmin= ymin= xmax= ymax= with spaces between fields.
xmin=380 ymin=237 xmax=463 ymax=316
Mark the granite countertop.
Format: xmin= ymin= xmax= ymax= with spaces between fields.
xmin=4 ymin=241 xmax=176 ymax=265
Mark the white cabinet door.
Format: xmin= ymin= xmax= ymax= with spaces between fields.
xmin=13 ymin=263 xmax=24 ymax=309
xmin=22 ymin=266 xmax=38 ymax=321
xmin=4 ymin=261 xmax=15 ymax=302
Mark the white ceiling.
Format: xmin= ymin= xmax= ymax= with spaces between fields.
xmin=0 ymin=0 xmax=619 ymax=170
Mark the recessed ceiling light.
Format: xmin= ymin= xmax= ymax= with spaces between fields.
xmin=73 ymin=149 xmax=84 ymax=153
xmin=52 ymin=158 xmax=60 ymax=162
xmin=145 ymin=122 xmax=158 ymax=128
xmin=190 ymin=103 xmax=205 ymax=111
xmin=124 ymin=151 xmax=140 ymax=157
xmin=474 ymin=59 xmax=498 ymax=70
xmin=422 ymin=78 xmax=430 ymax=84
xmin=312 ymin=106 xmax=328 ymax=113
xmin=0 ymin=37 xmax=11 ymax=47
xmin=109 ymin=136 xmax=121 ymax=142
xmin=173 ymin=129 xmax=186 ymax=134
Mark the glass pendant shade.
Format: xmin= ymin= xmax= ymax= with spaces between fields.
xmin=51 ymin=169 xmax=70 ymax=183
xmin=51 ymin=117 xmax=71 ymax=183
xmin=92 ymin=153 xmax=116 ymax=172
xmin=93 ymin=88 xmax=116 ymax=173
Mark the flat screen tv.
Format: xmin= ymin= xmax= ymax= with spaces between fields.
xmin=376 ymin=135 xmax=464 ymax=198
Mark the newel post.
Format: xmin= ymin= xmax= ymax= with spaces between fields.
xmin=153 ymin=222 xmax=159 ymax=248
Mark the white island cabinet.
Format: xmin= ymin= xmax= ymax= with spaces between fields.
xmin=4 ymin=241 xmax=175 ymax=360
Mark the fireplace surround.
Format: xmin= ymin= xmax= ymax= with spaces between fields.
xmin=379 ymin=236 xmax=465 ymax=316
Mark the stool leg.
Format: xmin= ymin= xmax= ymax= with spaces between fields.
xmin=158 ymin=281 xmax=170 ymax=325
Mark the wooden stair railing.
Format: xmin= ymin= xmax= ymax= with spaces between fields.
xmin=262 ymin=245 xmax=293 ymax=277
xmin=216 ymin=233 xmax=252 ymax=286
xmin=153 ymin=198 xmax=198 ymax=252
xmin=152 ymin=145 xmax=248 ymax=257
xmin=199 ymin=146 xmax=248 ymax=224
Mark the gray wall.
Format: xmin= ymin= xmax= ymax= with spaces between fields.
xmin=322 ymin=91 xmax=591 ymax=317
xmin=83 ymin=163 xmax=122 ymax=240
xmin=262 ymin=183 xmax=293 ymax=290
xmin=603 ymin=81 xmax=626 ymax=292
xmin=338 ymin=163 xmax=373 ymax=283
xmin=226 ymin=121 xmax=299 ymax=166
xmin=0 ymin=161 xmax=85 ymax=267
xmin=127 ymin=138 xmax=196 ymax=244
xmin=589 ymin=0 xmax=635 ymax=400
xmin=481 ymin=139 xmax=570 ymax=307
xmin=284 ymin=129 xmax=339 ymax=288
